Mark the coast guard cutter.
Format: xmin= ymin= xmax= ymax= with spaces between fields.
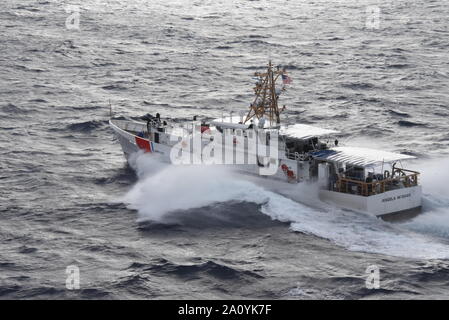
xmin=110 ymin=62 xmax=421 ymax=219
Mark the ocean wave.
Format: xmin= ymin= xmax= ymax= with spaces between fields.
xmin=127 ymin=259 xmax=263 ymax=281
xmin=1 ymin=103 xmax=22 ymax=113
xmin=388 ymin=109 xmax=410 ymax=117
xmin=397 ymin=120 xmax=427 ymax=127
xmin=66 ymin=120 xmax=108 ymax=133
xmin=101 ymin=84 xmax=129 ymax=91
xmin=386 ymin=64 xmax=410 ymax=69
xmin=341 ymin=82 xmax=376 ymax=90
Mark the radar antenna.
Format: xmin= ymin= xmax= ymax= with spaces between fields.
xmin=244 ymin=61 xmax=289 ymax=127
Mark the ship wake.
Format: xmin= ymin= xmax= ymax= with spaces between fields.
xmin=122 ymin=153 xmax=449 ymax=260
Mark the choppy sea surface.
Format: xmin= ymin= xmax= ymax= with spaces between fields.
xmin=1 ymin=0 xmax=449 ymax=299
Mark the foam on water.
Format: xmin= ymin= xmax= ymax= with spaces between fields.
xmin=401 ymin=157 xmax=449 ymax=239
xmin=123 ymin=152 xmax=271 ymax=221
xmin=124 ymin=153 xmax=449 ymax=259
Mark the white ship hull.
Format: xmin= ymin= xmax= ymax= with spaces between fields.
xmin=110 ymin=118 xmax=422 ymax=219
xmin=319 ymin=186 xmax=422 ymax=218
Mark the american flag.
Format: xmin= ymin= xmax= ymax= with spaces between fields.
xmin=282 ymin=73 xmax=292 ymax=84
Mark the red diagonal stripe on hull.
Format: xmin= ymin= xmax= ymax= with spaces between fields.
xmin=135 ymin=136 xmax=151 ymax=152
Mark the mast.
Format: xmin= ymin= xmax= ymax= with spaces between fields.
xmin=244 ymin=60 xmax=287 ymax=127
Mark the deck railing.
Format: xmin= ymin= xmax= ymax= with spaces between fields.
xmin=334 ymin=168 xmax=419 ymax=196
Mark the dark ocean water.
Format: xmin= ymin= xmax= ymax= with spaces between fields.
xmin=1 ymin=0 xmax=449 ymax=299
